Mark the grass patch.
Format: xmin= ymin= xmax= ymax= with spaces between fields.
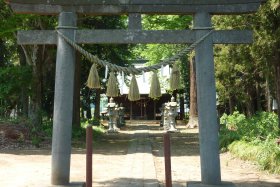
xmin=219 ymin=111 xmax=280 ymax=174
xmin=229 ymin=140 xmax=280 ymax=174
xmin=72 ymin=125 xmax=105 ymax=141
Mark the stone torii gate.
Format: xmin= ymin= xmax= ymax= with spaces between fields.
xmin=6 ymin=0 xmax=265 ymax=186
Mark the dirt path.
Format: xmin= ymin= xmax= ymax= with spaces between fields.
xmin=149 ymin=127 xmax=280 ymax=187
xmin=0 ymin=121 xmax=279 ymax=187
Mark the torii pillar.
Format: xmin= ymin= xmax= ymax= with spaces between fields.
xmin=193 ymin=12 xmax=221 ymax=185
xmin=51 ymin=12 xmax=77 ymax=185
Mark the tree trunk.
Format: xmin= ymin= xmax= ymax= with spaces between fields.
xmin=179 ymin=94 xmax=185 ymax=120
xmin=274 ymin=52 xmax=280 ymax=133
xmin=93 ymin=89 xmax=101 ymax=122
xmin=265 ymin=77 xmax=272 ymax=112
xmin=18 ymin=46 xmax=29 ymax=117
xmin=72 ymin=52 xmax=81 ymax=128
xmin=29 ymin=45 xmax=43 ymax=128
xmin=245 ymin=90 xmax=254 ymax=117
xmin=187 ymin=57 xmax=198 ymax=128
xmin=228 ymin=95 xmax=234 ymax=114
xmin=0 ymin=39 xmax=5 ymax=67
xmin=256 ymin=82 xmax=262 ymax=112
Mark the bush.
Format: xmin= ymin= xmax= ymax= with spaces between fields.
xmin=229 ymin=139 xmax=280 ymax=174
xmin=219 ymin=111 xmax=244 ymax=149
xmin=219 ymin=111 xmax=278 ymax=148
xmin=219 ymin=111 xmax=280 ymax=173
xmin=219 ymin=127 xmax=240 ymax=150
xmin=74 ymin=120 xmax=105 ymax=140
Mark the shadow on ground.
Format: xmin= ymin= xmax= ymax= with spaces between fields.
xmin=233 ymin=181 xmax=280 ymax=187
xmin=93 ymin=178 xmax=280 ymax=187
xmin=94 ymin=177 xmax=159 ymax=187
xmin=0 ymin=122 xmax=201 ymax=157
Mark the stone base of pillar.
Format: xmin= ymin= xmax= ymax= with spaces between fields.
xmin=49 ymin=182 xmax=85 ymax=187
xmin=187 ymin=181 xmax=235 ymax=187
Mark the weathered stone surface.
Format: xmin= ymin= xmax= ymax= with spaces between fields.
xmin=128 ymin=13 xmax=142 ymax=30
xmin=194 ymin=12 xmax=221 ymax=185
xmin=17 ymin=30 xmax=253 ymax=45
xmin=6 ymin=0 xmax=266 ymax=5
xmin=7 ymin=0 xmax=266 ymax=15
xmin=51 ymin=12 xmax=77 ymax=185
xmin=187 ymin=181 xmax=235 ymax=187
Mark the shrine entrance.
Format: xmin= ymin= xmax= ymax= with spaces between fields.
xmin=7 ymin=0 xmax=265 ymax=186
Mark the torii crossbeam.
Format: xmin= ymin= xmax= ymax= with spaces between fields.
xmin=6 ymin=0 xmax=266 ymax=187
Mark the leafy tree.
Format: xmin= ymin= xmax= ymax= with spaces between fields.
xmin=134 ymin=15 xmax=192 ymax=65
xmin=0 ymin=66 xmax=32 ymax=116
xmin=253 ymin=1 xmax=280 ymax=131
xmin=79 ymin=15 xmax=132 ymax=122
xmin=213 ymin=0 xmax=280 ymax=131
xmin=0 ymin=0 xmax=57 ymax=129
xmin=132 ymin=15 xmax=193 ymax=120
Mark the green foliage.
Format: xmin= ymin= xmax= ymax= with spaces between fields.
xmin=74 ymin=120 xmax=105 ymax=140
xmin=81 ymin=118 xmax=102 ymax=127
xmin=220 ymin=111 xmax=246 ymax=130
xmin=0 ymin=116 xmax=28 ymax=124
xmin=41 ymin=119 xmax=53 ymax=137
xmin=220 ymin=111 xmax=278 ymax=144
xmin=220 ymin=111 xmax=280 ymax=173
xmin=31 ymin=135 xmax=41 ymax=148
xmin=40 ymin=119 xmax=105 ymax=141
xmin=213 ymin=0 xmax=280 ymax=115
xmin=133 ymin=15 xmax=192 ymax=65
xmin=229 ymin=140 xmax=280 ymax=174
xmin=219 ymin=127 xmax=241 ymax=151
xmin=142 ymin=15 xmax=192 ymax=30
xmin=91 ymin=125 xmax=106 ymax=139
xmin=131 ymin=15 xmax=192 ymax=102
xmin=72 ymin=126 xmax=87 ymax=140
xmin=271 ymin=0 xmax=280 ymax=9
xmin=0 ymin=66 xmax=32 ymax=116
xmin=80 ymin=16 xmax=132 ymax=119
xmin=0 ymin=0 xmax=57 ymax=39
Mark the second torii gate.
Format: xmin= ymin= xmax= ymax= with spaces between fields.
xmin=6 ymin=0 xmax=265 ymax=186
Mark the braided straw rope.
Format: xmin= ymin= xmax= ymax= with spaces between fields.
xmin=56 ymin=29 xmax=214 ymax=74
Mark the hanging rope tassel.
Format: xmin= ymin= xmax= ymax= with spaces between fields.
xmin=149 ymin=71 xmax=162 ymax=99
xmin=128 ymin=74 xmax=140 ymax=101
xmin=170 ymin=62 xmax=181 ymax=91
xmin=106 ymin=72 xmax=119 ymax=97
xmin=86 ymin=63 xmax=101 ymax=89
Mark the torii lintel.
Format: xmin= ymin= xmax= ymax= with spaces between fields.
xmin=6 ymin=0 xmax=266 ymax=15
xmin=17 ymin=30 xmax=253 ymax=45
